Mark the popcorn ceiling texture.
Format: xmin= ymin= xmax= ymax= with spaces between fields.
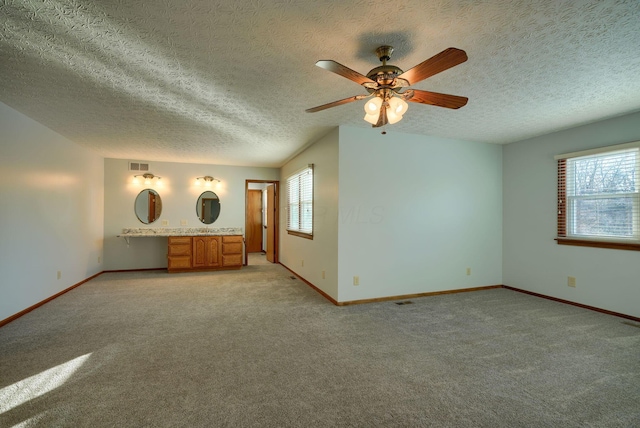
xmin=1 ymin=0 xmax=640 ymax=167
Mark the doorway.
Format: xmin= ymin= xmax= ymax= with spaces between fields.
xmin=245 ymin=180 xmax=279 ymax=265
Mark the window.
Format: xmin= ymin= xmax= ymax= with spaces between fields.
xmin=556 ymin=142 xmax=640 ymax=250
xmin=286 ymin=164 xmax=313 ymax=239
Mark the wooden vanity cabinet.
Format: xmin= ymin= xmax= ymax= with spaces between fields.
xmin=168 ymin=235 xmax=243 ymax=273
xmin=222 ymin=235 xmax=243 ymax=267
xmin=168 ymin=237 xmax=192 ymax=270
xmin=192 ymin=236 xmax=221 ymax=268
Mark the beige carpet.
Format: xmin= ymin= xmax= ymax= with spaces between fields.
xmin=1 ymin=263 xmax=639 ymax=427
xmin=247 ymin=252 xmax=272 ymax=266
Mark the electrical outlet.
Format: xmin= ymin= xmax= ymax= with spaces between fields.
xmin=353 ymin=276 xmax=359 ymax=286
xmin=57 ymin=271 xmax=61 ymax=280
xmin=568 ymin=276 xmax=576 ymax=287
xmin=322 ymin=270 xmax=325 ymax=279
xmin=466 ymin=267 xmax=471 ymax=276
xmin=180 ymin=219 xmax=188 ymax=226
xmin=98 ymin=256 xmax=101 ymax=264
xmin=301 ymin=259 xmax=304 ymax=267
xmin=161 ymin=220 xmax=169 ymax=226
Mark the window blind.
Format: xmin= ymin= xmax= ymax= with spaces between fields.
xmin=558 ymin=147 xmax=639 ymax=242
xmin=287 ymin=165 xmax=313 ymax=235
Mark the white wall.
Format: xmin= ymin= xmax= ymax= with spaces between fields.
xmin=279 ymin=129 xmax=339 ymax=300
xmin=338 ymin=126 xmax=503 ymax=302
xmin=503 ymin=111 xmax=640 ymax=318
xmin=0 ymin=102 xmax=104 ymax=321
xmin=104 ymin=158 xmax=278 ymax=270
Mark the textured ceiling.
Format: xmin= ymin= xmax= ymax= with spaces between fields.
xmin=1 ymin=0 xmax=640 ymax=167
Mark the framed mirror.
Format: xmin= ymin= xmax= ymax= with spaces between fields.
xmin=135 ymin=189 xmax=162 ymax=224
xmin=197 ymin=191 xmax=221 ymax=224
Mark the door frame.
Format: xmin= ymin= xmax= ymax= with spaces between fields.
xmin=245 ymin=180 xmax=279 ymax=265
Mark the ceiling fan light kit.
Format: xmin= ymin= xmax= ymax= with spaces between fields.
xmin=306 ymin=45 xmax=469 ymax=131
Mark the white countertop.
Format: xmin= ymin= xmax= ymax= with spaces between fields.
xmin=118 ymin=227 xmax=243 ymax=237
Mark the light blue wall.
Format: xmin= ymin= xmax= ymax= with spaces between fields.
xmin=503 ymin=111 xmax=640 ymax=317
xmin=338 ymin=126 xmax=503 ymax=302
xmin=0 ymin=102 xmax=104 ymax=321
xmin=279 ymin=129 xmax=339 ymax=300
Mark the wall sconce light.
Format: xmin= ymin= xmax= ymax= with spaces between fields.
xmin=133 ymin=173 xmax=162 ymax=186
xmin=195 ymin=176 xmax=220 ymax=188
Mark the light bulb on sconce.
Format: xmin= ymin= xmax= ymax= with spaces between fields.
xmin=195 ymin=176 xmax=220 ymax=188
xmin=133 ymin=173 xmax=161 ymax=186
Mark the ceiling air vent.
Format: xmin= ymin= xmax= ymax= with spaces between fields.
xmin=129 ymin=161 xmax=150 ymax=171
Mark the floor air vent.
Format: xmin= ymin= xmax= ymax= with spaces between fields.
xmin=395 ymin=301 xmax=413 ymax=305
xmin=289 ymin=276 xmax=297 ymax=280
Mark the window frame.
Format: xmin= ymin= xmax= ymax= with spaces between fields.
xmin=555 ymin=142 xmax=640 ymax=251
xmin=286 ymin=164 xmax=314 ymax=240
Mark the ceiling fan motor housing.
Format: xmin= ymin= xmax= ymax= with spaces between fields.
xmin=366 ymin=46 xmax=403 ymax=90
xmin=366 ymin=65 xmax=404 ymax=86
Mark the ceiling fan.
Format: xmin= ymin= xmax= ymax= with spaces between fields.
xmin=306 ymin=46 xmax=468 ymax=128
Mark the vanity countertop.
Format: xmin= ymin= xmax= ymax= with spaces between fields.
xmin=118 ymin=227 xmax=243 ymax=237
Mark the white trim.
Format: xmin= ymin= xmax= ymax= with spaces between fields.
xmin=286 ymin=165 xmax=314 ymax=235
xmin=288 ymin=164 xmax=314 ymax=177
xmin=554 ymin=141 xmax=640 ymax=160
xmin=561 ymin=148 xmax=640 ymax=243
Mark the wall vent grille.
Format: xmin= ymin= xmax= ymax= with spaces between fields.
xmin=129 ymin=161 xmax=150 ymax=171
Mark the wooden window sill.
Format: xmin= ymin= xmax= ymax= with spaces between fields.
xmin=287 ymin=230 xmax=313 ymax=240
xmin=555 ymin=238 xmax=640 ymax=251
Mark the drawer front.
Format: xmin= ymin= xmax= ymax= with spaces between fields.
xmin=223 ymin=242 xmax=243 ymax=255
xmin=168 ymin=256 xmax=191 ymax=269
xmin=169 ymin=236 xmax=192 ymax=245
xmin=223 ymin=235 xmax=243 ymax=243
xmin=169 ymin=244 xmax=191 ymax=256
xmin=222 ymin=254 xmax=243 ymax=267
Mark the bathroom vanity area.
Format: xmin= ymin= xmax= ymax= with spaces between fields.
xmin=116 ymin=179 xmax=245 ymax=272
xmin=168 ymin=234 xmax=243 ymax=272
xmin=118 ymin=227 xmax=244 ymax=273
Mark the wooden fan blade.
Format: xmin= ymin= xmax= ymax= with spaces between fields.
xmin=397 ymin=48 xmax=468 ymax=85
xmin=407 ymin=90 xmax=468 ymax=109
xmin=306 ymin=95 xmax=367 ymax=113
xmin=316 ymin=60 xmax=376 ymax=86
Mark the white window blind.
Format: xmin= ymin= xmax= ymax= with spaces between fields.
xmin=558 ymin=146 xmax=639 ymax=243
xmin=287 ymin=165 xmax=313 ymax=236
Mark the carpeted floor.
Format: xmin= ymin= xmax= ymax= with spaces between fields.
xmin=1 ymin=262 xmax=639 ymax=427
xmin=247 ymin=252 xmax=272 ymax=266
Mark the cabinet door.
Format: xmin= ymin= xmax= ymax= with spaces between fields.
xmin=205 ymin=236 xmax=221 ymax=267
xmin=192 ymin=237 xmax=207 ymax=268
xmin=193 ymin=236 xmax=221 ymax=268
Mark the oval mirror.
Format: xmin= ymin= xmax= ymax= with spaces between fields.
xmin=197 ymin=191 xmax=221 ymax=224
xmin=135 ymin=189 xmax=162 ymax=224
